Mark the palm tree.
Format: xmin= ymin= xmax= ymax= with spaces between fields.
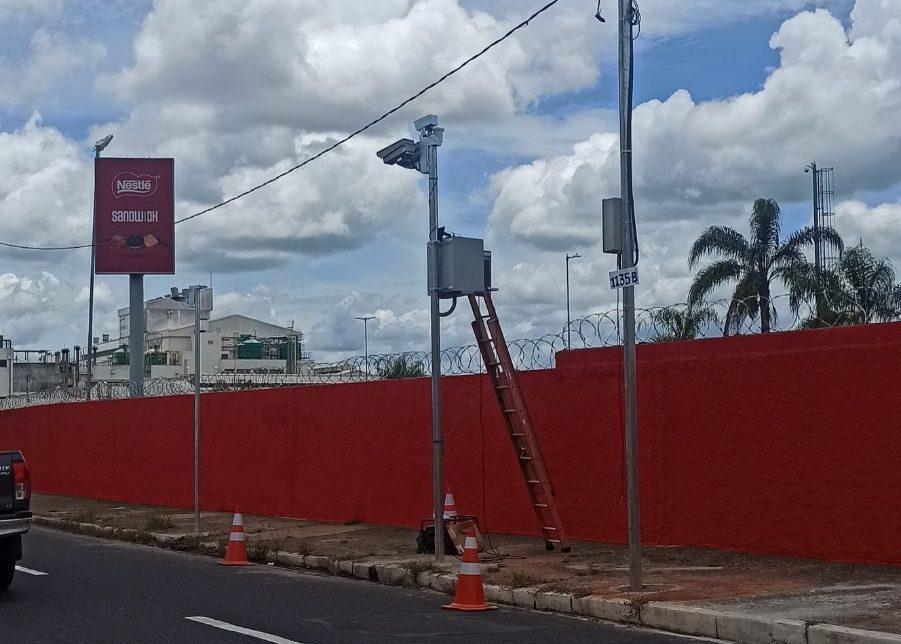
xmin=788 ymin=242 xmax=901 ymax=326
xmin=650 ymin=304 xmax=719 ymax=342
xmin=688 ymin=198 xmax=843 ymax=334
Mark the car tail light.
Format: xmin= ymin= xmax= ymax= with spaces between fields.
xmin=13 ymin=461 xmax=29 ymax=501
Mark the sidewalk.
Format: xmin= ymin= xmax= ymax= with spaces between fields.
xmin=31 ymin=495 xmax=901 ymax=643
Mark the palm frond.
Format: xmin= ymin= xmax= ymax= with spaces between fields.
xmin=688 ymin=260 xmax=744 ymax=304
xmin=688 ymin=226 xmax=749 ymax=268
xmin=749 ymin=198 xmax=781 ymax=260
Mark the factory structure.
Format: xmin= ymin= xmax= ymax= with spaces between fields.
xmin=86 ymin=287 xmax=310 ymax=383
xmin=0 ymin=286 xmax=368 ymax=398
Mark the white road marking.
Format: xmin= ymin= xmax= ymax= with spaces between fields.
xmin=186 ymin=617 xmax=306 ymax=644
xmin=15 ymin=565 xmax=48 ymax=576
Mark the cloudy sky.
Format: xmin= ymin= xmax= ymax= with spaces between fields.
xmin=0 ymin=0 xmax=898 ymax=359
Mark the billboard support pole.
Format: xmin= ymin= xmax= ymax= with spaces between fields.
xmin=129 ymin=273 xmax=144 ymax=396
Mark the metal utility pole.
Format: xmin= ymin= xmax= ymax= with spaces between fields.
xmin=422 ymin=119 xmax=446 ymax=562
xmin=805 ymin=161 xmax=823 ymax=319
xmin=192 ymin=290 xmax=201 ymax=534
xmin=355 ymin=315 xmax=375 ymax=380
xmin=618 ymin=0 xmax=642 ymax=593
xmin=376 ymin=115 xmax=444 ymax=561
xmin=86 ymin=134 xmax=113 ymax=401
xmin=172 ymin=285 xmax=204 ymax=533
xmin=565 ymin=253 xmax=581 ymax=349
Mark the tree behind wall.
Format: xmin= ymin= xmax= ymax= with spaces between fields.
xmin=688 ymin=198 xmax=843 ymax=334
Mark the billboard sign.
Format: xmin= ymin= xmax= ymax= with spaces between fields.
xmin=94 ymin=158 xmax=175 ymax=274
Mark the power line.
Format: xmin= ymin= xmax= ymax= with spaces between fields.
xmin=0 ymin=0 xmax=564 ymax=253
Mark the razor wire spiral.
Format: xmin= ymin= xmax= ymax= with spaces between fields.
xmin=1 ymin=290 xmax=897 ymax=410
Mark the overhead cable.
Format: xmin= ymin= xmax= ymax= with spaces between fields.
xmin=0 ymin=0 xmax=563 ymax=253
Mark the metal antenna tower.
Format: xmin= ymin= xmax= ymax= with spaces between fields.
xmin=817 ymin=167 xmax=837 ymax=271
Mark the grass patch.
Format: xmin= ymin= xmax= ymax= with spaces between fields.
xmin=246 ymin=534 xmax=288 ymax=564
xmin=142 ymin=509 xmax=174 ymax=532
xmin=294 ymin=538 xmax=314 ymax=556
xmin=401 ymin=560 xmax=444 ymax=576
xmin=71 ymin=509 xmax=98 ymax=524
xmin=507 ymin=569 xmax=543 ymax=588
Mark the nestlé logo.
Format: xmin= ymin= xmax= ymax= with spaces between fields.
xmin=112 ymin=172 xmax=159 ymax=198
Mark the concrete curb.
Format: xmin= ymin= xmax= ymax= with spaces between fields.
xmin=34 ymin=516 xmax=901 ymax=644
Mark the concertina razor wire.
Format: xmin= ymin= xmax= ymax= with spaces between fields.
xmin=2 ymin=289 xmax=898 ymax=410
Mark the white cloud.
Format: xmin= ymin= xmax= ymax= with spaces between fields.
xmin=0 ymin=0 xmax=62 ymax=23
xmin=835 ymin=200 xmax=901 ymax=269
xmin=0 ymin=115 xmax=92 ymax=249
xmin=0 ymin=29 xmax=105 ymax=107
xmin=99 ymin=0 xmax=601 ymax=132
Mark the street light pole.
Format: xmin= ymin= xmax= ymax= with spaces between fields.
xmin=86 ymin=134 xmax=113 ymax=401
xmin=618 ymin=0 xmax=642 ymax=593
xmin=355 ymin=315 xmax=375 ymax=380
xmin=172 ymin=285 xmax=204 ymax=534
xmin=565 ymin=253 xmax=581 ymax=349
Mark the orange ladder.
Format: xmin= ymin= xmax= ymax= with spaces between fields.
xmin=468 ymin=291 xmax=569 ymax=552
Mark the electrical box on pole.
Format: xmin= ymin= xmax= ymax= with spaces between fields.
xmin=435 ymin=236 xmax=489 ymax=298
xmin=602 ymin=198 xmax=624 ymax=255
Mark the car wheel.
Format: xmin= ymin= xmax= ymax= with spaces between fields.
xmin=0 ymin=561 xmax=14 ymax=592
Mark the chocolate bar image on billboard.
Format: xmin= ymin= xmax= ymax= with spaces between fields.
xmin=110 ymin=233 xmax=163 ymax=249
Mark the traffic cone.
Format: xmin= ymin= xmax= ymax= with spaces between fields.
xmin=443 ymin=527 xmax=496 ymax=611
xmin=443 ymin=489 xmax=458 ymax=520
xmin=218 ymin=512 xmax=252 ymax=566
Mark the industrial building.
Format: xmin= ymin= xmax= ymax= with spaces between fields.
xmin=87 ymin=287 xmax=309 ymax=383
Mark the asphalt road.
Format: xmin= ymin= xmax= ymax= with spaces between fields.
xmin=2 ymin=527 xmax=694 ymax=643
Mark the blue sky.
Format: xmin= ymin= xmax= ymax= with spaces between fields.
xmin=0 ymin=0 xmax=897 ymax=355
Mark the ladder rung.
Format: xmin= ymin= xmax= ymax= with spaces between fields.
xmin=545 ymin=539 xmax=562 ymax=543
xmin=503 ymin=408 xmax=518 ymax=414
xmin=527 ymin=479 xmax=541 ymax=484
xmin=511 ymin=433 xmax=525 ymax=437
xmin=519 ymin=456 xmax=533 ymax=461
xmin=495 ymin=385 xmax=509 ymax=390
xmin=542 ymin=526 xmax=558 ymax=531
xmin=534 ymin=503 xmax=549 ymax=508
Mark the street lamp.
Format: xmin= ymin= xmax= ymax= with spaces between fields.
xmin=377 ymin=114 xmax=446 ymax=561
xmin=354 ymin=316 xmax=375 ymax=380
xmin=171 ymin=284 xmax=205 ymax=534
xmin=565 ymin=253 xmax=581 ymax=349
xmin=86 ymin=133 xmax=113 ymax=401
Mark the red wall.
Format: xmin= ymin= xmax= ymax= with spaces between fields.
xmin=2 ymin=322 xmax=900 ymax=565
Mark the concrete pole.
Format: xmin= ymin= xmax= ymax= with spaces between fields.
xmin=619 ymin=0 xmax=642 ymax=593
xmin=128 ymin=274 xmax=144 ymax=396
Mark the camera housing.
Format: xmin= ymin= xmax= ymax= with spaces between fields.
xmin=376 ymin=138 xmax=420 ymax=170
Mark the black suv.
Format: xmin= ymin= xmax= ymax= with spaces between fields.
xmin=0 ymin=451 xmax=31 ymax=591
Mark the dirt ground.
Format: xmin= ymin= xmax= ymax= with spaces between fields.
xmin=31 ymin=493 xmax=901 ymax=608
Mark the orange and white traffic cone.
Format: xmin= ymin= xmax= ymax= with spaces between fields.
xmin=218 ymin=512 xmax=252 ymax=566
xmin=443 ymin=489 xmax=458 ymax=520
xmin=443 ymin=527 xmax=496 ymax=611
